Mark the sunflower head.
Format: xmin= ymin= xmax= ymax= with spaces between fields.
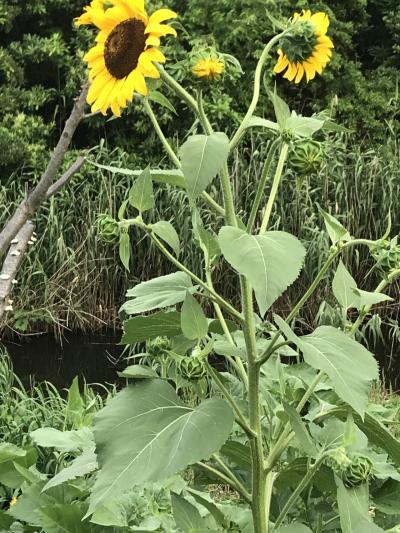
xmin=75 ymin=1 xmax=177 ymax=116
xmin=192 ymin=55 xmax=225 ymax=82
xmin=274 ymin=10 xmax=334 ymax=84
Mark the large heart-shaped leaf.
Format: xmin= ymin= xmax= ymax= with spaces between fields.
xmin=122 ymin=272 xmax=193 ymax=315
xmin=275 ymin=318 xmax=378 ymax=417
xmin=181 ymin=293 xmax=209 ymax=340
xmin=88 ymin=381 xmax=234 ymax=514
xmin=179 ymin=133 xmax=230 ymax=198
xmin=219 ymin=228 xmax=305 ymax=316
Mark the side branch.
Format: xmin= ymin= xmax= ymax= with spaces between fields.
xmin=0 ymin=221 xmax=34 ymax=319
xmin=0 ymin=83 xmax=89 ymax=257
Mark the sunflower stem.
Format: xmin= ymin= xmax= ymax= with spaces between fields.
xmin=259 ymin=142 xmax=289 ymax=233
xmin=230 ymin=32 xmax=286 ymax=150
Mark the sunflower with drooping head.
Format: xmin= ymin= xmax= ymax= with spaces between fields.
xmin=274 ymin=10 xmax=334 ymax=83
xmin=75 ymin=0 xmax=177 ymax=116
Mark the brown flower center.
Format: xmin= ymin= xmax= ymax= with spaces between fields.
xmin=104 ymin=18 xmax=146 ymax=79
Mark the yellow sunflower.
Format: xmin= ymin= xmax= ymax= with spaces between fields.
xmin=75 ymin=0 xmax=177 ymax=116
xmin=274 ymin=10 xmax=334 ymax=84
xmin=192 ymin=57 xmax=224 ymax=81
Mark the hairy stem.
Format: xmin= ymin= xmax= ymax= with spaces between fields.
xmin=259 ymin=142 xmax=289 ymax=234
xmin=247 ymin=138 xmax=280 ymax=232
xmin=230 ymin=32 xmax=286 ymax=151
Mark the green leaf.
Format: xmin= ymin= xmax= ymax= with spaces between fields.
xmin=315 ymin=406 xmax=400 ymax=466
xmin=38 ymin=503 xmax=94 ymax=533
xmin=87 ymin=160 xmax=186 ymax=188
xmin=122 ymin=311 xmax=182 ymax=344
xmin=179 ymin=133 xmax=230 ymax=199
xmin=119 ymin=231 xmax=130 ymax=272
xmin=268 ymin=90 xmax=291 ymax=131
xmin=151 ymin=221 xmax=180 ymax=256
xmin=122 ymin=272 xmax=193 ymax=315
xmin=276 ymin=525 xmax=313 ymax=533
xmin=129 ymin=166 xmax=155 ymax=213
xmin=246 ymin=116 xmax=279 ymax=132
xmin=285 ymin=115 xmax=324 ymax=138
xmin=30 ymin=427 xmax=93 ymax=453
xmin=320 ymin=209 xmax=351 ymax=244
xmin=0 ymin=444 xmax=37 ymax=489
xmin=187 ymin=489 xmax=229 ymax=529
xmin=300 ymin=327 xmax=378 ymax=417
xmin=66 ymin=376 xmax=83 ymax=426
xmin=181 ymin=293 xmax=209 ymax=340
xmin=171 ymin=493 xmax=205 ymax=532
xmin=147 ymin=91 xmax=177 ymax=115
xmin=332 ymin=260 xmax=359 ymax=310
xmin=220 ymin=441 xmax=252 ymax=471
xmin=117 ymin=365 xmax=158 ymax=379
xmin=218 ymin=228 xmax=305 ymax=316
xmin=43 ymin=448 xmax=98 ymax=491
xmin=352 ymin=288 xmax=393 ymax=308
xmin=88 ymin=381 xmax=234 ymax=514
xmin=374 ymin=480 xmax=400 ymax=515
xmin=283 ymin=402 xmax=317 ymax=456
xmin=336 ymin=478 xmax=370 ymax=533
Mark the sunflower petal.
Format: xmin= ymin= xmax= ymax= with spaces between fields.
xmin=145 ymin=22 xmax=177 ymax=37
xmin=311 ymin=12 xmax=330 ymax=35
xmin=149 ymin=8 xmax=177 ymax=25
xmin=274 ymin=53 xmax=289 ymax=73
xmin=146 ymin=35 xmax=161 ymax=47
xmin=145 ymin=47 xmax=166 ymax=63
xmin=283 ymin=62 xmax=297 ymax=81
xmin=295 ymin=64 xmax=305 ymax=83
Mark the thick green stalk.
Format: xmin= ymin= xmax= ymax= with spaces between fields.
xmin=247 ymin=138 xmax=280 ymax=232
xmin=230 ymin=32 xmax=286 ymax=151
xmin=259 ymin=143 xmax=289 ymax=234
xmin=242 ymin=278 xmax=267 ymax=533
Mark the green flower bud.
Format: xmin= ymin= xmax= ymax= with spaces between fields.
xmin=290 ymin=140 xmax=324 ymax=176
xmin=177 ymin=356 xmax=207 ymax=381
xmin=341 ymin=456 xmax=374 ymax=488
xmin=371 ymin=238 xmax=400 ymax=272
xmin=147 ymin=336 xmax=172 ymax=358
xmin=96 ymin=214 xmax=120 ymax=245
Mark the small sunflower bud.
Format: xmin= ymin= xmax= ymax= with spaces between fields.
xmin=290 ymin=140 xmax=324 ymax=176
xmin=177 ymin=356 xmax=207 ymax=381
xmin=191 ymin=48 xmax=225 ymax=82
xmin=96 ymin=214 xmax=120 ymax=245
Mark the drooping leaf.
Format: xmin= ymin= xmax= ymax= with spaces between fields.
xmin=220 ymin=441 xmax=252 ymax=471
xmin=300 ymin=326 xmax=378 ymax=417
xmin=30 ymin=427 xmax=94 ymax=453
xmin=151 ymin=221 xmax=180 ymax=256
xmin=320 ymin=209 xmax=351 ymax=244
xmin=219 ymin=227 xmax=305 ymax=316
xmin=122 ymin=272 xmax=193 ymax=315
xmin=332 ymin=260 xmax=359 ymax=310
xmin=87 ymin=160 xmax=186 ymax=188
xmin=285 ymin=115 xmax=324 ymax=138
xmin=179 ymin=133 xmax=230 ymax=198
xmin=336 ymin=478 xmax=371 ymax=533
xmin=148 ymin=91 xmax=177 ymax=114
xmin=43 ymin=448 xmax=98 ymax=491
xmin=117 ymin=365 xmax=158 ymax=379
xmin=129 ymin=166 xmax=155 ymax=213
xmin=119 ymin=231 xmax=131 ymax=272
xmin=187 ymin=489 xmax=230 ymax=529
xmin=122 ymin=311 xmax=182 ymax=344
xmin=171 ymin=493 xmax=205 ymax=531
xmin=283 ymin=402 xmax=317 ymax=456
xmin=246 ymin=116 xmax=279 ymax=132
xmin=38 ymin=503 xmax=95 ymax=533
xmin=88 ymin=381 xmax=234 ymax=514
xmin=181 ymin=293 xmax=209 ymax=340
xmin=275 ymin=318 xmax=378 ymax=417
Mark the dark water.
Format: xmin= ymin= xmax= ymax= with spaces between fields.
xmin=3 ymin=330 xmax=125 ymax=389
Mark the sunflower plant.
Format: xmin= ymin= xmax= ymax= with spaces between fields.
xmin=59 ymin=2 xmax=400 ymax=531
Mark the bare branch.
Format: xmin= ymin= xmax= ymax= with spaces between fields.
xmin=46 ymin=156 xmax=86 ymax=199
xmin=0 ymin=221 xmax=34 ymax=320
xmin=0 ymin=83 xmax=89 ymax=258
